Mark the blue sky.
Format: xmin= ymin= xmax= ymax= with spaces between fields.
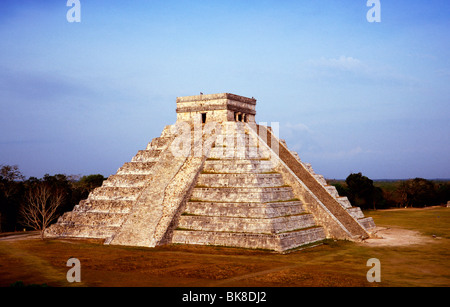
xmin=0 ymin=0 xmax=449 ymax=179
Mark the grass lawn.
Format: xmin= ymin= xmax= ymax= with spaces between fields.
xmin=0 ymin=207 xmax=449 ymax=287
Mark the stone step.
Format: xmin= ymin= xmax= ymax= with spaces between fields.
xmin=171 ymin=227 xmax=326 ymax=252
xmin=202 ymin=159 xmax=276 ymax=174
xmin=131 ymin=150 xmax=162 ymax=162
xmin=358 ymin=217 xmax=376 ymax=231
xmin=45 ymin=223 xmax=118 ymax=239
xmin=88 ymin=186 xmax=141 ymax=201
xmin=337 ymin=197 xmax=352 ymax=209
xmin=214 ymin=122 xmax=252 ymax=133
xmin=324 ymin=185 xmax=339 ymax=198
xmin=146 ymin=137 xmax=172 ymax=150
xmin=184 ymin=201 xmax=305 ymax=218
xmin=102 ymin=174 xmax=152 ymax=188
xmin=190 ymin=187 xmax=296 ymax=203
xmin=347 ymin=207 xmax=365 ymax=219
xmin=75 ymin=199 xmax=135 ymax=214
xmin=117 ymin=162 xmax=157 ymax=175
xmin=196 ymin=173 xmax=285 ymax=188
xmin=208 ymin=146 xmax=269 ymax=160
xmin=302 ymin=162 xmax=314 ymax=174
xmin=177 ymin=214 xmax=317 ymax=234
xmin=56 ymin=211 xmax=127 ymax=227
xmin=313 ymin=174 xmax=328 ymax=186
xmin=213 ymin=134 xmax=260 ymax=146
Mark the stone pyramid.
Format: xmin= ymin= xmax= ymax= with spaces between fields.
xmin=45 ymin=93 xmax=375 ymax=252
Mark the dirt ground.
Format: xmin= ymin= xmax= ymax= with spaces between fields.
xmin=0 ymin=207 xmax=449 ymax=287
xmin=359 ymin=226 xmax=436 ymax=247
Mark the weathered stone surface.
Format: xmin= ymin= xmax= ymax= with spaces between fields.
xmin=45 ymin=93 xmax=375 ymax=252
xmin=107 ymin=152 xmax=199 ymax=247
xmin=190 ymin=187 xmax=296 ymax=203
xmin=131 ymin=150 xmax=161 ymax=162
xmin=172 ymin=227 xmax=325 ymax=252
xmin=88 ymin=187 xmax=141 ymax=201
xmin=203 ymin=159 xmax=275 ymax=173
xmin=358 ymin=217 xmax=376 ymax=230
xmin=79 ymin=200 xmax=134 ymax=214
xmin=196 ymin=173 xmax=284 ymax=188
xmin=116 ymin=162 xmax=157 ymax=175
xmin=337 ymin=197 xmax=352 ymax=209
xmin=252 ymin=124 xmax=373 ymax=239
xmin=103 ymin=174 xmax=152 ymax=188
xmin=176 ymin=93 xmax=257 ymax=123
xmin=184 ymin=201 xmax=305 ymax=218
xmin=346 ymin=207 xmax=365 ymax=219
xmin=324 ymin=185 xmax=339 ymax=198
xmin=177 ymin=214 xmax=316 ymax=234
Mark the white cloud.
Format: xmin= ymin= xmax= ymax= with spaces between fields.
xmin=304 ymin=55 xmax=420 ymax=87
xmin=280 ymin=122 xmax=322 ymax=153
xmin=284 ymin=122 xmax=313 ymax=134
xmin=307 ymin=56 xmax=366 ymax=72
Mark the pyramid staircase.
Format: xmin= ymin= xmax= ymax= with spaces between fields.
xmin=171 ymin=123 xmax=326 ymax=252
xmin=256 ymin=124 xmax=375 ymax=239
xmin=298 ymin=160 xmax=375 ymax=231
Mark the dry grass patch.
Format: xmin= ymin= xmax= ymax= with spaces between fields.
xmin=0 ymin=207 xmax=449 ymax=287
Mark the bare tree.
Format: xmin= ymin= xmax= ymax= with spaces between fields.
xmin=20 ymin=184 xmax=65 ymax=240
xmin=0 ymin=164 xmax=25 ymax=182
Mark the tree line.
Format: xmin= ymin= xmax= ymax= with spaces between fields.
xmin=0 ymin=164 xmax=105 ymax=235
xmin=330 ymin=172 xmax=450 ymax=210
xmin=1 ymin=165 xmax=449 ymax=235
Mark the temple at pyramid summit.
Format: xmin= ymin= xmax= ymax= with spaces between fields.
xmin=45 ymin=93 xmax=376 ymax=252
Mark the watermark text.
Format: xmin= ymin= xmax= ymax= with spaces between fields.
xmin=66 ymin=0 xmax=81 ymax=23
xmin=366 ymin=0 xmax=381 ymax=23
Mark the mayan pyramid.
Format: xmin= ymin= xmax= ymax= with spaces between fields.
xmin=45 ymin=93 xmax=376 ymax=252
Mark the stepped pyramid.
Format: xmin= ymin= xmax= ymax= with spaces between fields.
xmin=45 ymin=93 xmax=376 ymax=252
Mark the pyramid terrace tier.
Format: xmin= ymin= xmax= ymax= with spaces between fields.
xmin=146 ymin=136 xmax=173 ymax=150
xmin=358 ymin=217 xmax=377 ymax=230
xmin=102 ymin=174 xmax=153 ymax=188
xmin=116 ymin=162 xmax=158 ymax=175
xmin=184 ymin=201 xmax=306 ymax=218
xmin=208 ymin=146 xmax=270 ymax=160
xmin=44 ymin=223 xmax=118 ymax=240
xmin=190 ymin=186 xmax=297 ymax=203
xmin=337 ymin=197 xmax=352 ymax=209
xmin=75 ymin=199 xmax=135 ymax=214
xmin=177 ymin=213 xmax=317 ymax=235
xmin=171 ymin=227 xmax=326 ymax=252
xmin=196 ymin=173 xmax=285 ymax=188
xmin=130 ymin=149 xmax=163 ymax=162
xmin=202 ymin=159 xmax=276 ymax=173
xmin=88 ymin=186 xmax=142 ymax=201
xmin=212 ymin=133 xmax=261 ymax=147
xmin=45 ymin=210 xmax=127 ymax=239
xmin=56 ymin=211 xmax=127 ymax=228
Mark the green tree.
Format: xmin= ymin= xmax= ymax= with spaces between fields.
xmin=74 ymin=174 xmax=105 ymax=199
xmin=435 ymin=182 xmax=450 ymax=205
xmin=77 ymin=174 xmax=105 ymax=192
xmin=332 ymin=182 xmax=349 ymax=197
xmin=345 ymin=172 xmax=380 ymax=210
xmin=397 ymin=178 xmax=436 ymax=208
xmin=0 ymin=165 xmax=25 ymax=232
